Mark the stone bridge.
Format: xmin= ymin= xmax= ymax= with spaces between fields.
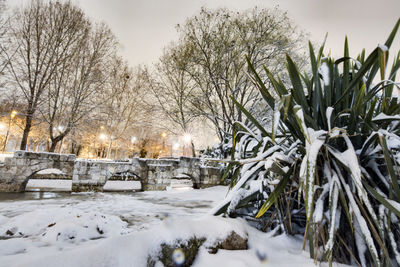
xmin=0 ymin=151 xmax=221 ymax=192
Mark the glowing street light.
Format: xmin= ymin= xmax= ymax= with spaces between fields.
xmin=182 ymin=134 xmax=192 ymax=157
xmin=161 ymin=132 xmax=167 ymax=138
xmin=99 ymin=133 xmax=107 ymax=140
xmin=131 ymin=136 xmax=137 ymax=143
xmin=183 ymin=133 xmax=191 ymax=143
xmin=57 ymin=125 xmax=64 ymax=132
xmin=10 ymin=110 xmax=17 ymax=119
xmin=0 ymin=123 xmax=5 ymax=130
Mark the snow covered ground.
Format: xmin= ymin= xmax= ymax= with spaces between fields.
xmin=25 ymin=180 xmax=142 ymax=192
xmin=0 ymin=187 xmax=348 ymax=267
xmin=102 ymin=180 xmax=142 ymax=191
xmin=26 ymin=179 xmax=72 ymax=191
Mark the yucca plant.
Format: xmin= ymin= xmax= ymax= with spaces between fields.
xmin=214 ymin=19 xmax=400 ymax=266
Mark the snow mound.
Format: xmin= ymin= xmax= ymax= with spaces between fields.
xmin=0 ymin=214 xmax=336 ymax=267
xmin=0 ymin=207 xmax=128 ymax=246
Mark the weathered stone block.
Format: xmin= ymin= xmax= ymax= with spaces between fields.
xmin=15 ymin=158 xmax=27 ymax=166
xmin=67 ymin=155 xmax=76 ymax=161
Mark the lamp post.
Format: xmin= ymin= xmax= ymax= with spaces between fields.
xmin=57 ymin=125 xmax=65 ymax=153
xmin=183 ymin=133 xmax=191 ymax=157
xmin=161 ymin=132 xmax=167 ymax=156
xmin=99 ymin=133 xmax=107 ymax=158
xmin=130 ymin=136 xmax=137 ymax=158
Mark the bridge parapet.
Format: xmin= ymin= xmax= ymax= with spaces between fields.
xmin=71 ymin=160 xmax=143 ymax=192
xmin=0 ymin=151 xmax=222 ymax=192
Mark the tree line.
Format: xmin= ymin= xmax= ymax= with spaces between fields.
xmin=0 ymin=0 xmax=307 ymax=158
xmin=0 ymin=0 xmax=152 ymax=156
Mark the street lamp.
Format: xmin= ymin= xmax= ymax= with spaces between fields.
xmin=161 ymin=132 xmax=168 ymax=156
xmin=183 ymin=134 xmax=191 ymax=143
xmin=98 ymin=133 xmax=107 ymax=158
xmin=56 ymin=125 xmax=65 ymax=153
xmin=183 ymin=134 xmax=192 ymax=157
xmin=10 ymin=110 xmax=17 ymax=119
xmin=99 ymin=133 xmax=107 ymax=140
xmin=130 ymin=136 xmax=137 ymax=158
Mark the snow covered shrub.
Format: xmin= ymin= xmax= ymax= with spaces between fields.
xmin=201 ymin=138 xmax=233 ymax=159
xmin=214 ymin=19 xmax=400 ymax=266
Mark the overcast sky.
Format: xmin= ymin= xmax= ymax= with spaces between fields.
xmin=10 ymin=0 xmax=400 ymax=67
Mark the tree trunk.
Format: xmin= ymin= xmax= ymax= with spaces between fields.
xmin=48 ymin=136 xmax=63 ymax=152
xmin=49 ymin=140 xmax=58 ymax=152
xmin=46 ymin=138 xmax=51 ymax=151
xmin=20 ymin=115 xmax=33 ymax=150
xmin=70 ymin=140 xmax=77 ymax=154
xmin=59 ymin=138 xmax=64 ymax=153
xmin=107 ymin=140 xmax=113 ymax=159
xmin=191 ymin=141 xmax=196 ymax=157
xmin=49 ymin=129 xmax=70 ymax=152
xmin=75 ymin=145 xmax=81 ymax=156
xmin=3 ymin=129 xmax=9 ymax=152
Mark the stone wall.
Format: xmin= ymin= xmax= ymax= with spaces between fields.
xmin=71 ymin=160 xmax=143 ymax=192
xmin=72 ymin=157 xmax=221 ymax=192
xmin=0 ymin=151 xmax=222 ymax=192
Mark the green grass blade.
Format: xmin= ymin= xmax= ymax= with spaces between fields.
xmin=362 ymin=180 xmax=400 ymax=219
xmin=230 ymin=96 xmax=270 ymax=138
xmin=334 ymin=48 xmax=379 ymax=107
xmin=255 ymin=164 xmax=293 ymax=218
xmin=286 ymin=54 xmax=309 ymax=111
xmin=246 ymin=55 xmax=275 ymax=109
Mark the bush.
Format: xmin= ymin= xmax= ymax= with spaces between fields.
xmin=214 ymin=19 xmax=400 ymax=266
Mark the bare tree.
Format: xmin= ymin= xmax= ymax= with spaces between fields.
xmin=173 ymin=7 xmax=307 ymax=141
xmin=42 ymin=22 xmax=117 ymax=152
xmin=97 ymin=57 xmax=148 ymax=158
xmin=4 ymin=0 xmax=89 ymax=150
xmin=147 ymin=44 xmax=198 ymax=156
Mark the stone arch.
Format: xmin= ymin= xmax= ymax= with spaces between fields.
xmin=176 ymin=157 xmax=201 ymax=188
xmin=103 ymin=167 xmax=143 ymax=191
xmin=0 ymin=151 xmax=75 ymax=192
xmin=170 ymin=173 xmax=198 ymax=189
xmin=25 ymin=167 xmax=72 ymax=191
